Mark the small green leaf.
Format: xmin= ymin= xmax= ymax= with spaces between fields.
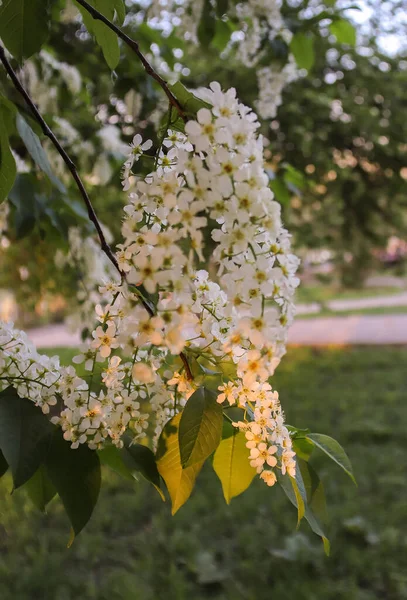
xmin=179 ymin=387 xmax=223 ymax=468
xmin=0 ymin=0 xmax=52 ymax=60
xmin=113 ymin=0 xmax=126 ymax=24
xmin=306 ymin=433 xmax=356 ymax=484
xmin=213 ymin=430 xmax=256 ymax=504
xmin=76 ymin=0 xmax=121 ymax=70
xmin=45 ymin=429 xmax=101 ymax=543
xmin=329 ymin=19 xmax=356 ymax=46
xmin=211 ymin=19 xmax=233 ymax=52
xmin=22 ymin=465 xmax=57 ymax=513
xmin=0 ymin=99 xmax=17 ymax=203
xmin=16 ymin=114 xmax=66 ymax=193
xmin=121 ymin=436 xmax=165 ymax=501
xmin=156 ymin=412 xmax=204 ymax=514
xmin=0 ymin=387 xmax=54 ymax=489
xmin=290 ymin=32 xmax=315 ymax=71
xmin=270 ymin=178 xmax=291 ymax=205
xmin=170 ymin=82 xmax=212 ymax=118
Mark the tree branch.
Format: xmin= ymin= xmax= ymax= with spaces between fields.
xmin=0 ymin=45 xmax=193 ymax=380
xmin=75 ymin=0 xmax=187 ymax=122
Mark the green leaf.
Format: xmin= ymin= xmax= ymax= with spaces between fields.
xmin=179 ymin=387 xmax=223 ymax=468
xmin=170 ymin=82 xmax=212 ymax=118
xmin=278 ymin=472 xmax=305 ymax=528
xmin=113 ymin=0 xmax=126 ymax=25
xmin=98 ymin=444 xmax=135 ymax=481
xmin=8 ymin=175 xmax=41 ymax=239
xmin=45 ymin=429 xmax=101 ymax=544
xmin=0 ymin=450 xmax=8 ymax=478
xmin=0 ymin=98 xmax=17 ymax=203
xmin=121 ymin=436 xmax=165 ymax=501
xmin=270 ymin=178 xmax=291 ymax=205
xmin=278 ymin=463 xmax=330 ymax=555
xmin=213 ymin=430 xmax=256 ymax=504
xmin=16 ymin=114 xmax=66 ymax=193
xmin=76 ymin=0 xmax=121 ymax=70
xmin=156 ymin=412 xmax=204 ymax=514
xmin=329 ymin=19 xmax=356 ymax=46
xmin=290 ymin=32 xmax=315 ymax=71
xmin=211 ymin=19 xmax=233 ymax=53
xmin=0 ymin=0 xmax=52 ymax=60
xmin=22 ymin=465 xmax=57 ymax=513
xmin=306 ymin=433 xmax=356 ymax=484
xmin=198 ymin=0 xmax=217 ymax=48
xmin=299 ymin=460 xmax=327 ymax=524
xmin=0 ymin=387 xmax=54 ymax=489
xmin=292 ymin=437 xmax=314 ymax=461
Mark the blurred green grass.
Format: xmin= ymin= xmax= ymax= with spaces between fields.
xmin=1 ymin=346 xmax=406 ymax=600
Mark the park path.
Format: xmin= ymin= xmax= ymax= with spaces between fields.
xmin=296 ymin=291 xmax=407 ymax=315
xmin=27 ymin=314 xmax=407 ymax=348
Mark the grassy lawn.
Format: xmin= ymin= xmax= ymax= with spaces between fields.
xmin=295 ymin=285 xmax=405 ymax=305
xmin=1 ymin=347 xmax=407 ymax=599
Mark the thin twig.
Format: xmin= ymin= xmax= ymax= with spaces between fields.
xmin=0 ymin=44 xmax=121 ymax=275
xmin=75 ymin=0 xmax=187 ymax=122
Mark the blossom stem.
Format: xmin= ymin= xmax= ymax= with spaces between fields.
xmin=74 ymin=0 xmax=187 ymax=121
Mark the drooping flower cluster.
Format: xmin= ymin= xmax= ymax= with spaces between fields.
xmin=1 ymin=82 xmax=300 ymax=485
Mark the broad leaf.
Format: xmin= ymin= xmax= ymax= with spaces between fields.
xmin=16 ymin=114 xmax=66 ymax=193
xmin=156 ymin=413 xmax=204 ymax=514
xmin=76 ymin=0 xmax=121 ymax=70
xmin=0 ymin=98 xmax=17 ymax=203
xmin=45 ymin=429 xmax=101 ymax=544
xmin=290 ymin=32 xmax=315 ymax=71
xmin=306 ymin=433 xmax=356 ymax=484
xmin=22 ymin=465 xmax=57 ymax=513
xmin=330 ymin=19 xmax=356 ymax=46
xmin=0 ymin=387 xmax=54 ymax=489
xmin=213 ymin=430 xmax=256 ymax=504
xmin=179 ymin=387 xmax=223 ymax=468
xmin=121 ymin=436 xmax=165 ymax=501
xmin=0 ymin=0 xmax=51 ymax=60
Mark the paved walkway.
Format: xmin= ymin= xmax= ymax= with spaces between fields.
xmin=27 ymin=315 xmax=407 ymax=349
xmin=296 ymin=291 xmax=407 ymax=315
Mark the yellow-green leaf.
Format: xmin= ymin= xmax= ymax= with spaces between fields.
xmin=156 ymin=413 xmax=203 ymax=514
xmin=212 ymin=430 xmax=256 ymax=504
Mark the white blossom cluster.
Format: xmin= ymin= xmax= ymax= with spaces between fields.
xmin=256 ymin=57 xmax=300 ymax=120
xmin=1 ymin=82 xmax=299 ymax=485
